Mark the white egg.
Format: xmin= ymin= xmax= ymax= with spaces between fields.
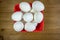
xmin=32 ymin=1 xmax=44 ymax=11
xmin=19 ymin=2 xmax=31 ymax=12
xmin=34 ymin=12 xmax=43 ymax=23
xmin=23 ymin=13 xmax=33 ymax=22
xmin=11 ymin=11 xmax=23 ymax=21
xmin=13 ymin=22 xmax=24 ymax=32
xmin=25 ymin=22 xmax=37 ymax=32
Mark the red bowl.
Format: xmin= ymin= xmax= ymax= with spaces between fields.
xmin=13 ymin=3 xmax=44 ymax=32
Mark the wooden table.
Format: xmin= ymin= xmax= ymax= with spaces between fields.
xmin=0 ymin=0 xmax=60 ymax=40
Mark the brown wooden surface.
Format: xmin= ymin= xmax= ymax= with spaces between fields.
xmin=0 ymin=0 xmax=60 ymax=40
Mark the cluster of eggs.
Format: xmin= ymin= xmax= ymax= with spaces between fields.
xmin=11 ymin=1 xmax=45 ymax=32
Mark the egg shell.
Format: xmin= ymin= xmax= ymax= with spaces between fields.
xmin=13 ymin=22 xmax=24 ymax=32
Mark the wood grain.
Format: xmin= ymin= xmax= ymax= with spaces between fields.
xmin=0 ymin=0 xmax=60 ymax=40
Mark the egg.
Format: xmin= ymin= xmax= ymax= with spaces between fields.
xmin=19 ymin=2 xmax=31 ymax=12
xmin=34 ymin=12 xmax=43 ymax=23
xmin=13 ymin=22 xmax=24 ymax=32
xmin=23 ymin=12 xmax=33 ymax=22
xmin=11 ymin=11 xmax=23 ymax=21
xmin=32 ymin=1 xmax=44 ymax=11
xmin=25 ymin=22 xmax=37 ymax=32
